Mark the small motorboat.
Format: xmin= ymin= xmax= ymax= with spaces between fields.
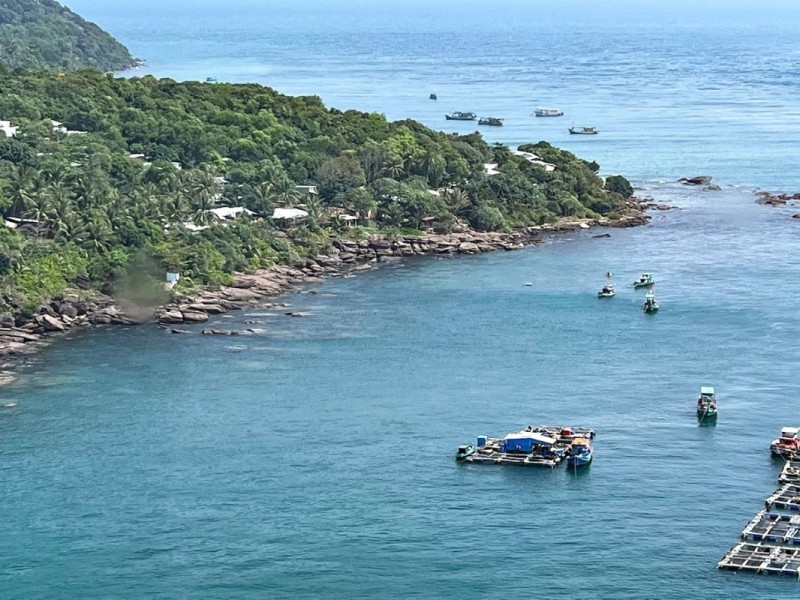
xmin=696 ymin=386 xmax=718 ymax=420
xmin=597 ymin=284 xmax=615 ymax=298
xmin=429 ymin=93 xmax=437 ymax=100
xmin=478 ymin=117 xmax=504 ymax=126
xmin=633 ymin=273 xmax=656 ymax=288
xmin=205 ymin=77 xmax=218 ymax=83
xmin=569 ymin=126 xmax=598 ymax=135
xmin=455 ymin=443 xmax=477 ymax=461
xmin=770 ymin=427 xmax=800 ymax=458
xmin=534 ymin=107 xmax=564 ymax=117
xmin=598 ymin=272 xmax=615 ymax=298
xmin=643 ymin=289 xmax=659 ymax=313
xmin=445 ymin=111 xmax=477 ymax=121
xmin=566 ymin=437 xmax=593 ymax=467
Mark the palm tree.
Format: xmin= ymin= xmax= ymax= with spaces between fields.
xmin=382 ymin=156 xmax=405 ymax=179
xmin=444 ymin=186 xmax=471 ymax=217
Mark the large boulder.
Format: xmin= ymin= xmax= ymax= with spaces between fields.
xmin=180 ymin=310 xmax=209 ymax=323
xmin=39 ymin=314 xmax=66 ymax=332
xmin=158 ymin=310 xmax=185 ymax=324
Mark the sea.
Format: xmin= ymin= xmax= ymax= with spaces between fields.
xmin=2 ymin=1 xmax=800 ymax=597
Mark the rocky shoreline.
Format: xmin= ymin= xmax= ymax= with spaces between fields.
xmin=0 ymin=199 xmax=653 ymax=383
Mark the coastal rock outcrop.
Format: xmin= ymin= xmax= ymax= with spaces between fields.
xmin=679 ymin=176 xmax=713 ymax=186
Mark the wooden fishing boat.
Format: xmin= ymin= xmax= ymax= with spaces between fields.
xmin=478 ymin=117 xmax=504 ymax=126
xmin=566 ymin=437 xmax=593 ymax=467
xmin=770 ymin=427 xmax=800 ymax=458
xmin=455 ymin=443 xmax=477 ymax=461
xmin=696 ymin=386 xmax=718 ymax=420
xmin=568 ymin=126 xmax=598 ymax=135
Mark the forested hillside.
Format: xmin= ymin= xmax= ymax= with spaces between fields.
xmin=0 ymin=0 xmax=134 ymax=71
xmin=0 ymin=69 xmax=631 ymax=316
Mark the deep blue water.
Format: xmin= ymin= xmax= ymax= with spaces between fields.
xmin=68 ymin=0 xmax=800 ymax=189
xmin=4 ymin=2 xmax=800 ymax=597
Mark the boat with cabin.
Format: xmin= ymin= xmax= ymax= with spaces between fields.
xmin=445 ymin=111 xmax=477 ymax=121
xmin=569 ymin=126 xmax=598 ymax=135
xmin=697 ymin=386 xmax=718 ymax=420
xmin=534 ymin=108 xmax=564 ymax=117
xmin=478 ymin=117 xmax=504 ymax=126
xmin=429 ymin=93 xmax=437 ymax=100
xmin=598 ymin=272 xmax=615 ymax=298
xmin=770 ymin=427 xmax=800 ymax=458
xmin=633 ymin=273 xmax=656 ymax=288
xmin=643 ymin=289 xmax=659 ymax=313
xmin=455 ymin=443 xmax=476 ymax=461
xmin=566 ymin=437 xmax=593 ymax=467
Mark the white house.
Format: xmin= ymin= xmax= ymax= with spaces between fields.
xmin=0 ymin=120 xmax=19 ymax=138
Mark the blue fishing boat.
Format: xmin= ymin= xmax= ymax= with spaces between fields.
xmin=566 ymin=437 xmax=593 ymax=467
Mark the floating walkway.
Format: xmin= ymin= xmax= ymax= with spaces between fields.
xmin=718 ymin=450 xmax=800 ymax=578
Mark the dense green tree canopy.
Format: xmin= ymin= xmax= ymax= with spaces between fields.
xmin=0 ymin=69 xmax=631 ymax=315
xmin=0 ymin=0 xmax=134 ymax=71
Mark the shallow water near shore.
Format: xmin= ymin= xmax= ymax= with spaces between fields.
xmin=2 ymin=185 xmax=800 ymax=597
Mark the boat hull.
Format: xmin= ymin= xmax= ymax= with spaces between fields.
xmin=569 ymin=129 xmax=598 ymax=135
xmin=567 ymin=453 xmax=592 ymax=467
xmin=633 ymin=281 xmax=655 ymax=288
xmin=697 ymin=408 xmax=718 ymax=420
xmin=597 ymin=292 xmax=615 ymax=298
xmin=445 ymin=115 xmax=476 ymax=121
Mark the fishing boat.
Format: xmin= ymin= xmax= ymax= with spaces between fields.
xmin=597 ymin=272 xmax=615 ymax=298
xmin=566 ymin=437 xmax=593 ymax=467
xmin=534 ymin=107 xmax=564 ymax=117
xmin=643 ymin=289 xmax=659 ymax=313
xmin=205 ymin=77 xmax=218 ymax=82
xmin=770 ymin=427 xmax=800 ymax=458
xmin=597 ymin=284 xmax=615 ymax=298
xmin=445 ymin=111 xmax=477 ymax=121
xmin=455 ymin=443 xmax=477 ymax=461
xmin=696 ymin=386 xmax=718 ymax=420
xmin=478 ymin=117 xmax=504 ymax=126
xmin=429 ymin=93 xmax=437 ymax=100
xmin=633 ymin=273 xmax=655 ymax=288
xmin=568 ymin=126 xmax=598 ymax=135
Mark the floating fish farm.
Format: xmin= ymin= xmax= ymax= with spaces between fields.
xmin=718 ymin=458 xmax=800 ymax=578
xmin=456 ymin=425 xmax=595 ymax=468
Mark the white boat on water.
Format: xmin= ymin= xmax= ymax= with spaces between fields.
xmin=534 ymin=107 xmax=564 ymax=117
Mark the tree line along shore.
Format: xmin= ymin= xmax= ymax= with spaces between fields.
xmin=0 ymin=68 xmax=636 ymax=374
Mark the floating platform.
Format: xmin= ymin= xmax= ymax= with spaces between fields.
xmin=780 ymin=460 xmax=800 ymax=485
xmin=461 ymin=448 xmax=564 ymax=468
xmin=718 ymin=541 xmax=800 ymax=577
xmin=765 ymin=484 xmax=800 ymax=512
xmin=742 ymin=510 xmax=800 ymax=545
xmin=458 ymin=425 xmax=594 ymax=469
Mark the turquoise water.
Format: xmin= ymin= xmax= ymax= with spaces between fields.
xmin=3 ymin=186 xmax=800 ymax=597
xmin=5 ymin=2 xmax=800 ymax=597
